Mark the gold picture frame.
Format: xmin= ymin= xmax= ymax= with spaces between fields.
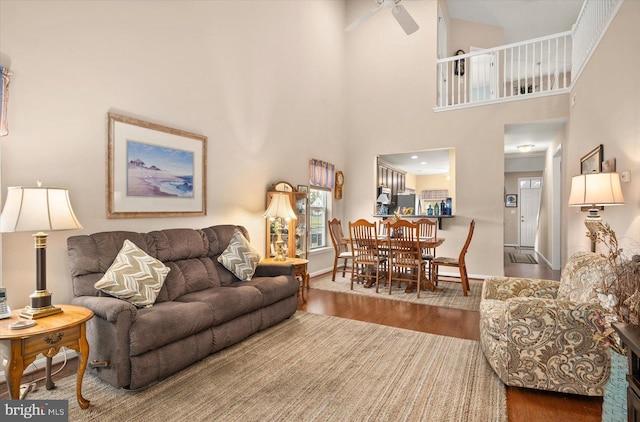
xmin=580 ymin=144 xmax=603 ymax=175
xmin=107 ymin=113 xmax=207 ymax=218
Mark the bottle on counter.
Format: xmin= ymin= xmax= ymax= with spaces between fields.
xmin=440 ymin=200 xmax=445 ymax=216
xmin=434 ymin=202 xmax=439 ymax=216
xmin=427 ymin=204 xmax=433 ymax=215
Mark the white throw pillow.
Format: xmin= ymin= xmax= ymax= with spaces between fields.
xmin=218 ymin=229 xmax=261 ymax=281
xmin=94 ymin=239 xmax=170 ymax=308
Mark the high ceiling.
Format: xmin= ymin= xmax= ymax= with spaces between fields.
xmin=446 ymin=0 xmax=584 ymax=44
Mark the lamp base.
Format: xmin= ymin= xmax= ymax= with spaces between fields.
xmin=19 ymin=290 xmax=63 ymax=319
xmin=19 ymin=305 xmax=63 ymax=319
xmin=274 ymin=239 xmax=287 ymax=262
xmin=584 ymin=209 xmax=603 ymax=253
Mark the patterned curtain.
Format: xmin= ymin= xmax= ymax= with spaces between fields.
xmin=309 ymin=159 xmax=335 ymax=189
xmin=0 ymin=66 xmax=11 ymax=137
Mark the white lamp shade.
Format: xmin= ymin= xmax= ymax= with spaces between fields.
xmin=0 ymin=186 xmax=83 ymax=232
xmin=263 ymin=193 xmax=297 ymax=220
xmin=376 ymin=193 xmax=390 ymax=204
xmin=568 ymin=173 xmax=625 ymax=206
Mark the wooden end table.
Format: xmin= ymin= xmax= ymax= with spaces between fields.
xmin=261 ymin=257 xmax=309 ymax=302
xmin=0 ymin=304 xmax=94 ymax=409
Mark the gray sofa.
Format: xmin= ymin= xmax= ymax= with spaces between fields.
xmin=67 ymin=225 xmax=299 ymax=390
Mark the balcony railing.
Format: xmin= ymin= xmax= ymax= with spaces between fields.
xmin=435 ymin=0 xmax=623 ymax=111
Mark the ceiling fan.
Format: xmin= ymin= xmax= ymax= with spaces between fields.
xmin=345 ymin=0 xmax=419 ymax=35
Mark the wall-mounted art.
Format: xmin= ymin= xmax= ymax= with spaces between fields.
xmin=505 ymin=194 xmax=517 ymax=208
xmin=580 ymin=144 xmax=603 ymax=174
xmin=107 ymin=112 xmax=206 ymax=218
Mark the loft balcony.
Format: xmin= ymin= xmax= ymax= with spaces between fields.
xmin=435 ymin=0 xmax=623 ymax=111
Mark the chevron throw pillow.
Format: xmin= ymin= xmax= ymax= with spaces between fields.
xmin=218 ymin=229 xmax=261 ymax=281
xmin=94 ymin=239 xmax=170 ymax=308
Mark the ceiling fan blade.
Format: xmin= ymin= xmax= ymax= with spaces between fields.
xmin=345 ymin=3 xmax=384 ymax=32
xmin=392 ymin=4 xmax=419 ymax=35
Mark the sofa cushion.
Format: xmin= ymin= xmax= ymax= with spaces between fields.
xmin=217 ymin=229 xmax=261 ymax=281
xmin=94 ymin=240 xmax=170 ymax=308
xmin=245 ymin=275 xmax=300 ymax=306
xmin=176 ymin=286 xmax=263 ymax=326
xmin=129 ymin=301 xmax=214 ymax=356
xmin=557 ymin=251 xmax=613 ymax=303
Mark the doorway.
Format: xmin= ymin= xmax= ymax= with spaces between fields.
xmin=470 ymin=47 xmax=497 ymax=102
xmin=519 ymin=177 xmax=542 ymax=247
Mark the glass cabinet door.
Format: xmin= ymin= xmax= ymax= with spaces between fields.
xmin=265 ymin=182 xmax=309 ymax=260
xmin=294 ymin=194 xmax=308 ymax=258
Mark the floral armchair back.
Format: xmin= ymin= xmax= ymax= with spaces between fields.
xmin=557 ymin=251 xmax=613 ymax=303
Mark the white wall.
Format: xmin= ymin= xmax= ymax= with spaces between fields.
xmin=566 ymin=1 xmax=640 ymax=256
xmin=0 ymin=0 xmax=346 ymax=309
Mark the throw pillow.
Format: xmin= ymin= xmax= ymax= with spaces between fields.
xmin=217 ymin=229 xmax=261 ymax=281
xmin=94 ymin=239 xmax=170 ymax=308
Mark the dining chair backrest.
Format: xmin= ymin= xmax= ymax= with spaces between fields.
xmin=349 ymin=219 xmax=381 ymax=265
xmin=458 ymin=219 xmax=476 ymax=263
xmin=378 ymin=218 xmax=392 ymax=237
xmin=328 ymin=218 xmax=348 ymax=254
xmin=387 ymin=220 xmax=421 ymax=264
xmin=415 ymin=218 xmax=437 ymax=239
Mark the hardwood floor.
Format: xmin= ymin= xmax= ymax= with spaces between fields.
xmin=0 ymin=248 xmax=601 ymax=421
xmin=299 ymin=248 xmax=601 ymax=422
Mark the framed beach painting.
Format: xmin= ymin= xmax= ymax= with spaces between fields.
xmin=107 ymin=113 xmax=207 ymax=218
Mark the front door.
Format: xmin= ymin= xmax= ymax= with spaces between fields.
xmin=519 ymin=177 xmax=542 ymax=247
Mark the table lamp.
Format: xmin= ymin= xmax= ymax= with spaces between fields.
xmin=264 ymin=193 xmax=297 ymax=261
xmin=377 ymin=193 xmax=390 ymax=215
xmin=0 ymin=182 xmax=83 ymax=318
xmin=568 ymin=172 xmax=624 ymax=252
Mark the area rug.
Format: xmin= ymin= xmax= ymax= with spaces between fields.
xmin=509 ymin=252 xmax=538 ymax=264
xmin=310 ymin=272 xmax=482 ymax=312
xmin=28 ymin=312 xmax=505 ymax=421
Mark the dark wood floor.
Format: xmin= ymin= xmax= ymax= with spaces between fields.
xmin=1 ymin=248 xmax=600 ymax=421
xmin=300 ymin=248 xmax=601 ymax=422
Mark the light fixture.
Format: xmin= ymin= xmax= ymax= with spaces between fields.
xmin=0 ymin=182 xmax=82 ymax=318
xmin=263 ymin=193 xmax=297 ymax=261
xmin=376 ymin=193 xmax=390 ymax=215
xmin=517 ymin=144 xmax=535 ymax=153
xmin=568 ymin=173 xmax=624 ymax=252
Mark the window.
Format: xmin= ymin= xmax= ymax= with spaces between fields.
xmin=309 ymin=187 xmax=330 ymax=250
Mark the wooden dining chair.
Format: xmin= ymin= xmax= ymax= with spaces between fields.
xmin=432 ymin=219 xmax=475 ymax=296
xmin=378 ymin=218 xmax=392 ymax=237
xmin=386 ymin=219 xmax=426 ymax=298
xmin=415 ymin=218 xmax=437 ymax=281
xmin=328 ymin=218 xmax=354 ymax=281
xmin=349 ymin=219 xmax=387 ymax=292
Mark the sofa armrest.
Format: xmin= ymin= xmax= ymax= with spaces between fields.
xmin=254 ymin=262 xmax=295 ymax=278
xmin=481 ymin=296 xmax=609 ymax=395
xmin=71 ymin=295 xmax=137 ymax=389
xmin=483 ymin=276 xmax=560 ymax=301
xmin=71 ymin=296 xmax=137 ymax=323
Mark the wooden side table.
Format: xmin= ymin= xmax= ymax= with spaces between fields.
xmin=261 ymin=257 xmax=309 ymax=302
xmin=0 ymin=304 xmax=94 ymax=409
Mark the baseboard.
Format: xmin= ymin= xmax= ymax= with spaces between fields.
xmin=0 ymin=348 xmax=76 ymax=384
xmin=535 ymin=251 xmax=554 ymax=269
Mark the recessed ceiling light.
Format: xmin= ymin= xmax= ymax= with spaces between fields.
xmin=420 ymin=161 xmax=426 ymax=165
xmin=411 ymin=155 xmax=418 ymax=159
xmin=517 ymin=144 xmax=534 ymax=153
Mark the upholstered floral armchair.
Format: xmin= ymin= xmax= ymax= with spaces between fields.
xmin=480 ymin=251 xmax=613 ymax=396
